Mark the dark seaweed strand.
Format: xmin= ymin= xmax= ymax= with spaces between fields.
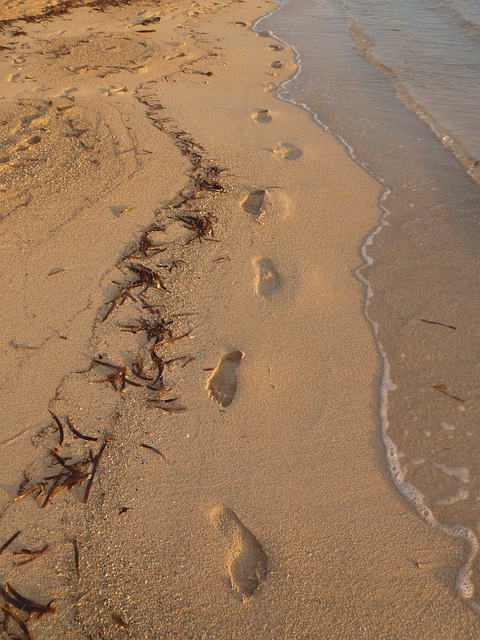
xmin=0 ymin=531 xmax=21 ymax=556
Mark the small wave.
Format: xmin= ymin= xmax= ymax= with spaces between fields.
xmin=347 ymin=17 xmax=480 ymax=184
xmin=425 ymin=0 xmax=480 ymax=43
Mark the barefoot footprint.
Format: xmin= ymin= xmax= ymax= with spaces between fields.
xmin=272 ymin=141 xmax=302 ymax=160
xmin=267 ymin=44 xmax=284 ymax=52
xmin=262 ymin=81 xmax=278 ymax=93
xmin=253 ymin=258 xmax=281 ymax=297
xmin=206 ymin=350 xmax=244 ymax=407
xmin=252 ymin=109 xmax=272 ymax=123
xmin=242 ymin=189 xmax=267 ymax=221
xmin=211 ymin=506 xmax=267 ymax=598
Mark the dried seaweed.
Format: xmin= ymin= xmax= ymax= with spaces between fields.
xmin=419 ymin=318 xmax=456 ymax=330
xmin=0 ymin=583 xmax=55 ymax=615
xmin=140 ymin=444 xmax=166 ymax=459
xmin=13 ymin=545 xmax=49 ymax=568
xmin=432 ymin=384 xmax=465 ymax=403
xmin=0 ymin=532 xmax=21 ymax=556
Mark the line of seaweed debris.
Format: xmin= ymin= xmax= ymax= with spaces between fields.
xmin=0 ymin=0 xmax=137 ymax=32
xmin=0 ymin=77 xmax=228 ymax=638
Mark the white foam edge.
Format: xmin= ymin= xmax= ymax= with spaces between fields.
xmin=252 ymin=1 xmax=479 ymax=604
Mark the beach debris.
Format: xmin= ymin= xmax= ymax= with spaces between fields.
xmin=194 ymin=164 xmax=225 ymax=193
xmin=131 ymin=353 xmax=154 ymax=382
xmin=15 ymin=484 xmax=46 ymax=504
xmin=0 ymin=531 xmax=21 ymax=556
xmin=118 ymin=316 xmax=173 ymax=343
xmin=0 ymin=582 xmax=56 ymax=615
xmin=101 ymin=262 xmax=171 ymax=321
xmin=157 ymin=259 xmax=186 ymax=272
xmin=125 ymin=263 xmax=168 ymax=292
xmin=0 ymin=64 xmax=228 ymax=640
xmin=13 ymin=545 xmax=49 ymax=567
xmin=418 ymin=318 xmax=456 ymax=330
xmin=15 ymin=437 xmax=111 ymax=508
xmin=173 ymin=213 xmax=216 ymax=244
xmin=101 ymin=285 xmax=137 ymax=322
xmin=0 ymin=604 xmax=32 ymax=640
xmin=140 ymin=443 xmax=166 ymax=459
xmin=48 ymin=413 xmax=98 ymax=443
xmin=432 ymin=384 xmax=465 ymax=403
xmin=82 ymin=438 xmax=110 ymax=505
xmin=92 ymin=359 xmax=142 ymax=392
xmin=65 ymin=416 xmax=99 ymax=442
xmin=72 ymin=539 xmax=80 ymax=573
xmin=124 ymin=226 xmax=168 ymax=259
xmin=49 ymin=411 xmax=64 ymax=445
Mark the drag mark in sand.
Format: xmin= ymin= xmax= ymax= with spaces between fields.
xmin=211 ymin=506 xmax=267 ymax=598
xmin=253 ymin=257 xmax=281 ymax=297
xmin=206 ymin=350 xmax=244 ymax=407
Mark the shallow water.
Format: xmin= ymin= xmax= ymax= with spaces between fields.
xmin=260 ymin=0 xmax=480 ymax=607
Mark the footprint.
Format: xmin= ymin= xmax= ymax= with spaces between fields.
xmin=253 ymin=258 xmax=281 ymax=297
xmin=262 ymin=81 xmax=278 ymax=93
xmin=242 ymin=189 xmax=267 ymax=221
xmin=272 ymin=141 xmax=302 ymax=160
xmin=252 ymin=109 xmax=272 ymax=124
xmin=267 ymin=44 xmax=283 ymax=51
xmin=206 ymin=350 xmax=244 ymax=407
xmin=211 ymin=506 xmax=267 ymax=598
xmin=270 ymin=61 xmax=284 ymax=69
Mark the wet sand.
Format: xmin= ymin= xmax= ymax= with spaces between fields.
xmin=1 ymin=0 xmax=480 ymax=637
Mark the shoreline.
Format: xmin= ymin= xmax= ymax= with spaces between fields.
xmin=1 ymin=0 xmax=480 ymax=637
xmin=263 ymin=0 xmax=480 ymax=611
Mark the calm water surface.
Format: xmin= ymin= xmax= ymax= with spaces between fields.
xmin=259 ymin=0 xmax=480 ymax=607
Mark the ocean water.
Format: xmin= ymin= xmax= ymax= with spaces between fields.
xmin=258 ymin=0 xmax=480 ymax=607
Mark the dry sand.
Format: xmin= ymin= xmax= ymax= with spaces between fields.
xmin=0 ymin=0 xmax=480 ymax=637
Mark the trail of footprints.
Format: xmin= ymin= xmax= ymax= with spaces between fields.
xmin=0 ymin=11 xmax=297 ymax=611
xmin=208 ymin=47 xmax=302 ymax=599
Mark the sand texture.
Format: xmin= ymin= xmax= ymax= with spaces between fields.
xmin=0 ymin=0 xmax=480 ymax=637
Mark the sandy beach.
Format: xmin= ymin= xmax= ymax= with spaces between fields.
xmin=1 ymin=0 xmax=480 ymax=637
